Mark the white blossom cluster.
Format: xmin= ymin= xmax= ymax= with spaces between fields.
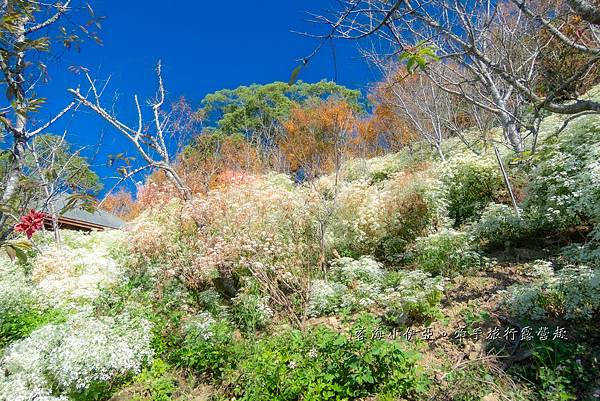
xmin=327 ymin=179 xmax=386 ymax=254
xmin=0 ymin=324 xmax=63 ymax=401
xmin=411 ymin=229 xmax=481 ymax=276
xmin=26 ymin=230 xmax=129 ymax=310
xmin=184 ymin=312 xmax=218 ymax=341
xmin=306 ymin=279 xmax=348 ymax=317
xmin=307 ymin=256 xmax=444 ymax=318
xmin=524 ymin=116 xmax=600 ymax=231
xmin=0 ymin=311 xmax=153 ymax=398
xmin=232 ymin=293 xmax=274 ymax=328
xmin=339 ymin=152 xmax=416 ymax=182
xmin=380 ymin=270 xmax=445 ymax=310
xmin=436 ymin=152 xmax=500 ymax=186
xmin=0 ymin=261 xmax=38 ymax=317
xmin=329 ymin=256 xmax=385 ymax=285
xmin=31 ymin=241 xmax=125 ymax=309
xmin=435 ymin=152 xmax=506 ymax=225
xmin=560 ymin=243 xmax=600 ymax=268
xmin=184 ymin=173 xmax=315 ymax=286
xmin=471 ymin=203 xmax=526 ymax=246
xmin=327 ymin=172 xmax=448 ymax=257
xmin=503 ymin=265 xmax=600 ymax=321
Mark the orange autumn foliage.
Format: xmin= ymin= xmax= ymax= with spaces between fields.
xmin=355 ymin=101 xmax=416 ymax=155
xmin=279 ymin=99 xmax=356 ymax=178
xmin=179 ymin=134 xmax=264 ymax=193
xmin=101 ymin=189 xmax=142 ymax=221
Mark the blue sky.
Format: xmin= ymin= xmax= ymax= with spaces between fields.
xmin=36 ymin=0 xmax=378 ymax=194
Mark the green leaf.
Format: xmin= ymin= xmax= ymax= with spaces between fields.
xmin=289 ymin=65 xmax=303 ymax=86
xmin=13 ymin=246 xmax=27 ymax=264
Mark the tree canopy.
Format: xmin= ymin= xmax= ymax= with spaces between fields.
xmin=199 ymin=81 xmax=362 ymax=143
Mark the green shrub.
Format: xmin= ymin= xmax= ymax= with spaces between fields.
xmin=174 ymin=313 xmax=238 ymax=378
xmin=559 ymin=243 xmax=600 ymax=268
xmin=381 ymin=270 xmax=445 ymax=325
xmin=512 ymin=340 xmax=594 ymax=401
xmin=307 ymin=257 xmax=444 ymax=324
xmin=0 ymin=308 xmax=65 ymax=348
xmin=0 ymin=265 xmax=65 ymax=347
xmin=227 ymin=322 xmax=430 ymax=401
xmin=437 ymin=154 xmax=506 ymax=226
xmin=410 ymin=229 xmax=481 ymax=276
xmin=232 ymin=292 xmax=273 ymax=334
xmin=503 ymin=265 xmax=600 ymax=321
xmin=126 ymin=358 xmax=178 ymax=401
xmin=471 ymin=203 xmax=527 ymax=247
xmin=523 ymin=117 xmax=600 ymax=232
xmin=195 ymin=289 xmax=227 ymax=315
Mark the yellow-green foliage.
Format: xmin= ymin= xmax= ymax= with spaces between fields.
xmin=326 ymin=170 xmax=448 ymax=260
xmin=436 ymin=153 xmax=506 ymax=226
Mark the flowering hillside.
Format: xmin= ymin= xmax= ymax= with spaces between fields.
xmin=1 ymin=104 xmax=599 ymax=401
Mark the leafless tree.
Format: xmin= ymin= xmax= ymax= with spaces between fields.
xmin=68 ymin=62 xmax=193 ymax=201
xmin=304 ymin=0 xmax=600 ymax=152
xmin=372 ymin=64 xmax=450 ymax=159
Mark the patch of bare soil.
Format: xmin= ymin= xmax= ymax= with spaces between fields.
xmin=417 ymin=262 xmax=535 ymax=399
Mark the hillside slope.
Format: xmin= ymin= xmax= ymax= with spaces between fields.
xmin=1 ymin=97 xmax=599 ymax=401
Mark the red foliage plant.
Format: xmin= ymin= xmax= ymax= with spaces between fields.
xmin=14 ymin=209 xmax=46 ymax=239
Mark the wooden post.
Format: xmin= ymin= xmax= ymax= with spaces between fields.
xmin=494 ymin=144 xmax=520 ymax=218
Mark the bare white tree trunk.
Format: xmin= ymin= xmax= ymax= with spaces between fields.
xmin=68 ymin=63 xmax=193 ymax=201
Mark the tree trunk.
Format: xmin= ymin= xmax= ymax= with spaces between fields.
xmin=1 ymin=133 xmax=27 ymax=204
xmin=1 ymin=19 xmax=28 ymax=204
xmin=503 ymin=118 xmax=523 ymax=153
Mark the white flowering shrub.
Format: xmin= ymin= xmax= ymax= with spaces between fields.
xmin=339 ymin=150 xmax=428 ymax=183
xmin=177 ymin=313 xmax=235 ymax=376
xmin=503 ymin=266 xmax=600 ymax=321
xmin=0 ymin=262 xmax=38 ymax=318
xmin=0 ymin=311 xmax=153 ymax=398
xmin=324 ymin=179 xmax=383 ymax=256
xmin=307 ymin=256 xmax=444 ymax=322
xmin=524 ymin=116 xmax=600 ymax=232
xmin=410 ymin=229 xmax=481 ymax=276
xmin=436 ymin=153 xmax=506 ymax=226
xmin=183 ymin=312 xmax=218 ymax=342
xmin=124 ymin=200 xmax=207 ymax=292
xmin=558 ymin=267 xmax=600 ymax=319
xmin=306 ymin=278 xmax=383 ymax=317
xmin=232 ymin=293 xmax=274 ymax=333
xmin=471 ymin=203 xmax=527 ymax=247
xmin=306 ymin=279 xmax=348 ymax=317
xmin=327 ymin=171 xmax=448 ymax=259
xmin=0 ymin=324 xmax=65 ymax=401
xmin=33 ymin=229 xmax=128 ymax=263
xmin=526 ymin=259 xmax=556 ymax=280
xmin=381 ymin=270 xmax=445 ymax=323
xmin=502 ymin=285 xmax=552 ymax=321
xmin=560 ymin=243 xmax=600 ymax=268
xmin=0 ymin=261 xmax=65 ymax=348
xmin=185 ymin=174 xmax=318 ymax=290
xmin=30 ymin=232 xmax=126 ymax=308
xmin=329 ymin=256 xmax=385 ymax=285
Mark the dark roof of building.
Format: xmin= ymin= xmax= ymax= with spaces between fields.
xmin=40 ymin=194 xmax=125 ymax=230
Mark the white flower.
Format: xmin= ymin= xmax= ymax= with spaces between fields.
xmin=0 ymin=311 xmax=153 ymax=396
